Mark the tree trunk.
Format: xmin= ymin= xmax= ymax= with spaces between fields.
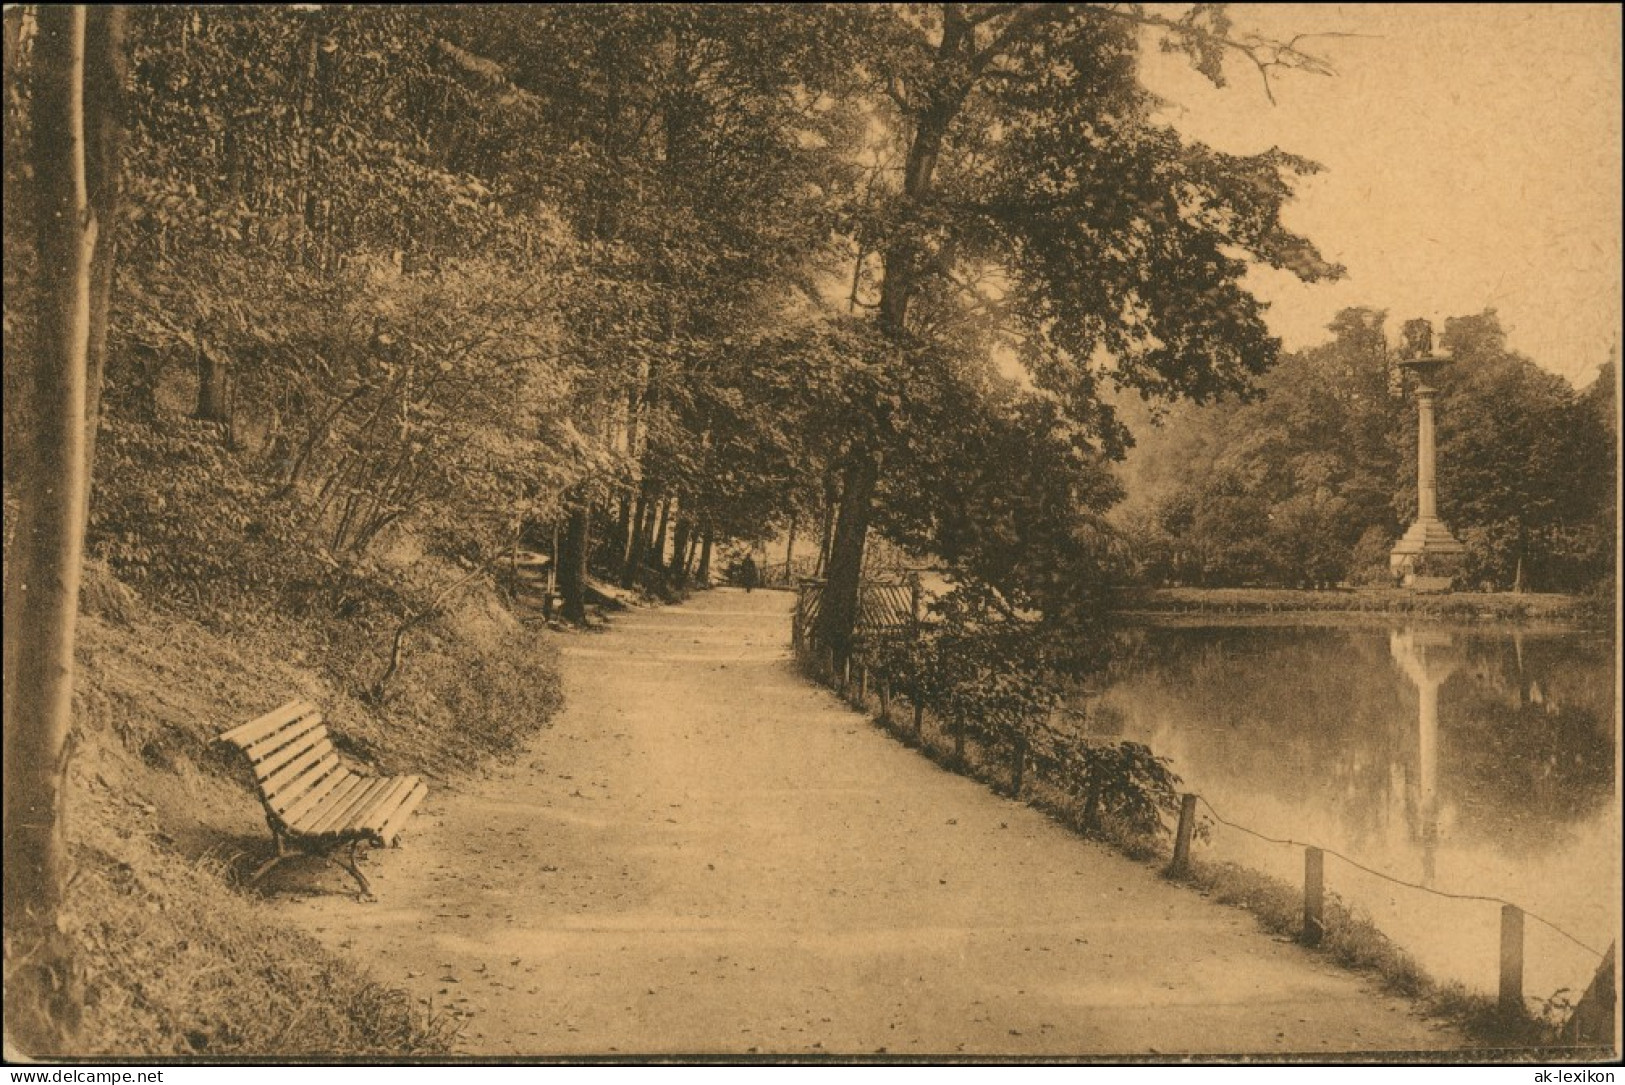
xmin=5 ymin=6 xmax=114 ymax=1051
xmin=697 ymin=530 xmax=713 ymax=584
xmin=815 ymin=479 xmax=836 ymax=577
xmin=622 ymin=492 xmax=650 ymax=588
xmin=558 ymin=505 xmax=591 ymax=624
xmin=814 ymin=452 xmax=879 ymax=665
xmin=612 ymin=495 xmax=632 ymax=577
xmin=651 ymin=497 xmax=671 ymax=571
xmin=817 ymin=39 xmax=961 ymax=656
xmin=80 ymin=6 xmax=125 ymax=517
xmin=669 ymin=517 xmax=692 ymax=586
xmin=784 ymin=511 xmax=797 ymax=587
xmin=1010 ymin=733 xmax=1028 ymax=798
xmin=684 ymin=524 xmax=700 ymax=578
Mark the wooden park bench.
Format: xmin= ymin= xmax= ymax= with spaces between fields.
xmin=219 ymin=699 xmax=429 ymax=898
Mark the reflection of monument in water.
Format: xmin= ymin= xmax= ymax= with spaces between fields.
xmin=1390 ymin=629 xmax=1462 ymax=885
xmin=1389 ymin=319 xmax=1467 ymax=586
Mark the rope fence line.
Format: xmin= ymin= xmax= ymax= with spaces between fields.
xmin=793 ymin=606 xmax=1615 ymax=1037
xmin=1194 ymin=795 xmax=1607 ymax=961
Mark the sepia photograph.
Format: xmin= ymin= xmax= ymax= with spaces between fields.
xmin=2 ymin=2 xmax=1619 ymax=1069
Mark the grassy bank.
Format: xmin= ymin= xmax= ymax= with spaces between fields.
xmin=1163 ymin=859 xmax=1603 ymax=1056
xmin=6 ymin=560 xmax=564 ymax=1058
xmin=1120 ymin=586 xmax=1605 ymax=626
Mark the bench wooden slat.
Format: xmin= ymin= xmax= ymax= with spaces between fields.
xmin=254 ymin=731 xmax=333 ymax=788
xmin=220 ymin=699 xmax=320 ymax=750
xmin=264 ymin=757 xmax=344 ymax=819
xmin=260 ymin=741 xmax=340 ymax=804
xmin=239 ymin=712 xmax=327 ymax=765
xmin=299 ymin=776 xmax=398 ymax=837
xmin=286 ymin=771 xmax=370 ymax=833
xmin=221 ymin=701 xmax=429 ymax=897
xmin=369 ymin=779 xmax=429 ymax=846
xmin=274 ymin=764 xmax=354 ymax=824
xmin=296 ymin=775 xmax=393 ymax=837
xmin=324 ymin=775 xmax=415 ymax=837
xmin=303 ymin=776 xmax=403 ymax=838
xmin=348 ymin=776 xmax=420 ymax=835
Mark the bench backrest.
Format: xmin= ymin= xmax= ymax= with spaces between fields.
xmin=219 ymin=699 xmax=347 ymax=823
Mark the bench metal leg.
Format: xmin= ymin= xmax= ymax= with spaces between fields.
xmin=250 ymin=834 xmax=290 ymax=885
xmin=337 ymin=840 xmax=373 ymax=900
xmin=250 ymin=853 xmax=287 ymax=884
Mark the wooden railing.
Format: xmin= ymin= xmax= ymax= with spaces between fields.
xmin=792 ymin=575 xmax=921 ymax=650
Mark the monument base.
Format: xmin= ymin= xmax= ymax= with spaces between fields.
xmin=1389 ymin=517 xmax=1466 ymax=588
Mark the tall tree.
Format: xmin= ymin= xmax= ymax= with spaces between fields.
xmin=444 ymin=6 xmax=868 ymax=591
xmin=3 ymin=5 xmax=127 ymax=1050
xmin=1435 ymin=313 xmax=1615 ymax=591
xmin=815 ymin=4 xmax=1342 ymax=660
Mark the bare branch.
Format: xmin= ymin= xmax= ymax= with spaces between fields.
xmin=1085 ymin=5 xmax=1344 ymax=104
xmin=964 ymin=4 xmax=1022 ymax=28
xmin=969 ymin=4 xmax=1345 ymax=105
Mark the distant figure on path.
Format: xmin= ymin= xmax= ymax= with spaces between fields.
xmin=741 ymin=554 xmax=758 ymax=593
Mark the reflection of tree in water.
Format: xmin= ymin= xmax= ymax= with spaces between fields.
xmin=1441 ymin=636 xmax=1614 ymax=850
xmin=1096 ymin=625 xmax=1616 ymax=860
xmin=1093 ymin=626 xmax=1412 ymax=853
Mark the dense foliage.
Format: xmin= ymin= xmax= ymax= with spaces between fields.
xmin=5 ymin=6 xmax=870 ymax=634
xmin=1121 ymin=309 xmax=1616 ymax=593
xmin=862 ymin=580 xmax=1184 ymax=840
xmin=5 ymin=7 xmax=1612 ymax=651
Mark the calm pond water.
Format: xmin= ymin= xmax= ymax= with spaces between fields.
xmin=1078 ymin=621 xmax=1619 ymax=1005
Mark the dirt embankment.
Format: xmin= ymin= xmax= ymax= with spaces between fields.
xmin=8 ymin=561 xmax=562 ymax=1058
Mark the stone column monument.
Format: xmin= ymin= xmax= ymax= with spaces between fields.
xmin=1389 ymin=319 xmax=1466 ymax=586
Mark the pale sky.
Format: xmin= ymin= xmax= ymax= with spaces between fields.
xmin=1136 ymin=3 xmax=1622 ymax=388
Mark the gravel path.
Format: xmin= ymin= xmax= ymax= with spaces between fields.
xmin=282 ymin=588 xmax=1465 ymax=1057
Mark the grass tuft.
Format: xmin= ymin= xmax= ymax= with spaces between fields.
xmin=6 ymin=823 xmax=457 ymax=1058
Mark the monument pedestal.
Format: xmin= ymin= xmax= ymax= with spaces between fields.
xmin=1389 ymin=516 xmax=1466 ymax=585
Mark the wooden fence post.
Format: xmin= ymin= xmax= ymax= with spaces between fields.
xmin=855 ymin=662 xmax=867 ymax=704
xmin=1169 ymin=794 xmax=1198 ymax=876
xmin=1499 ymin=904 xmax=1524 ymax=1018
xmin=878 ymin=680 xmax=891 ymax=722
xmin=1565 ymin=941 xmax=1615 ymax=1043
xmin=1301 ymin=846 xmax=1325 ymax=947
